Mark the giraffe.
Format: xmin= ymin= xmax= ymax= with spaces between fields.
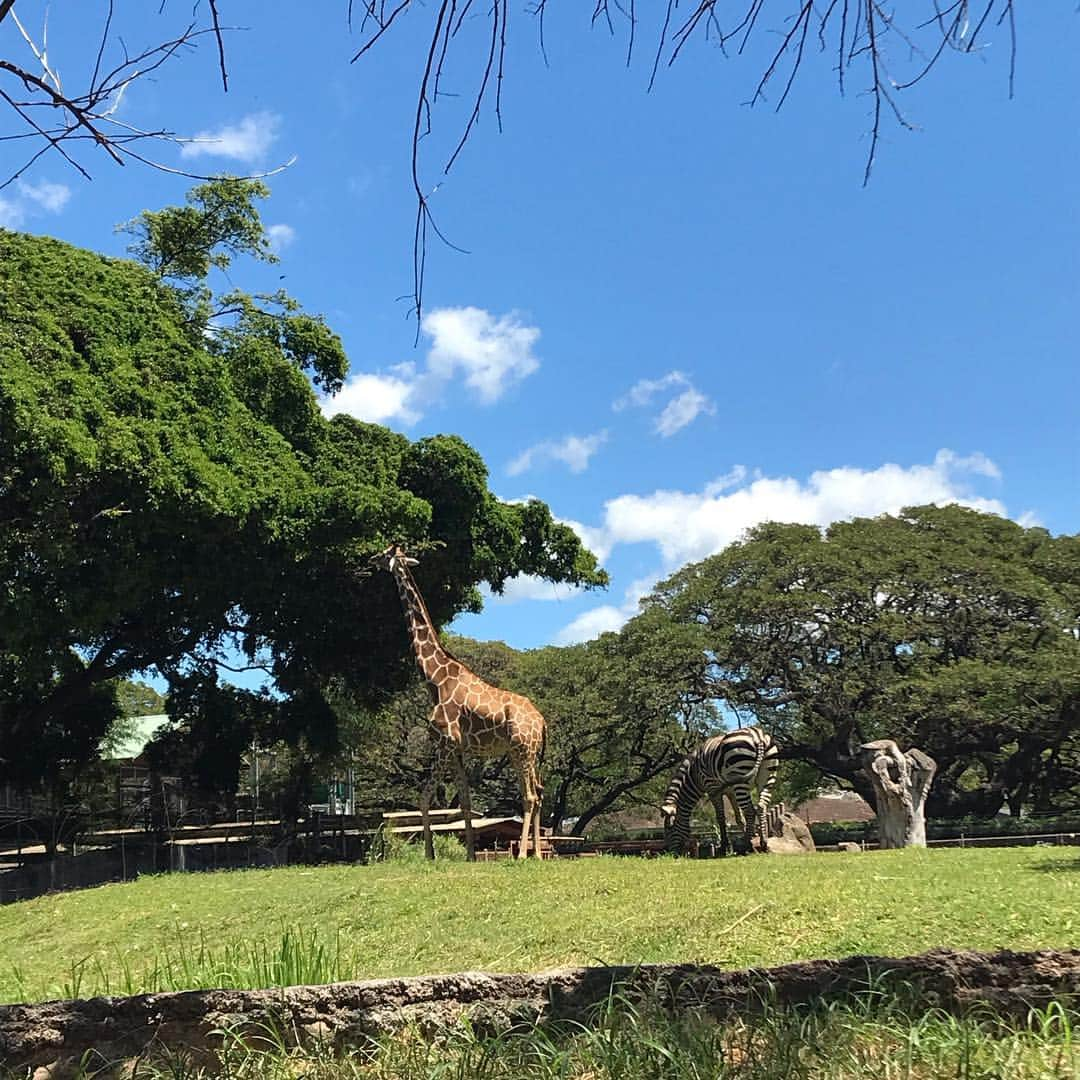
xmin=371 ymin=544 xmax=546 ymax=860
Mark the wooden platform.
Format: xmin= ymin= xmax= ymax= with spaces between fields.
xmin=382 ymin=810 xmax=586 ymax=857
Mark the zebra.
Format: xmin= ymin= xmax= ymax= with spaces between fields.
xmin=660 ymin=727 xmax=779 ymax=855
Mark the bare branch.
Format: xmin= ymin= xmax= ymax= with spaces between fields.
xmin=0 ymin=15 xmax=289 ymax=192
xmin=349 ymin=0 xmax=412 ymax=62
xmin=91 ymin=0 xmax=116 ymax=93
xmin=0 ymin=86 xmax=90 ymax=187
xmin=10 ymin=7 xmax=62 ymax=92
xmin=208 ymin=0 xmax=229 ymax=91
xmin=2 ymin=2 xmax=1027 ymax=327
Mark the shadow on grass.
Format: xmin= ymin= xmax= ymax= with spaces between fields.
xmin=1030 ymin=852 xmax=1080 ymax=873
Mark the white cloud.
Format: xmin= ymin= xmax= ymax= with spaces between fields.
xmin=613 ymin=370 xmax=689 ymax=411
xmin=553 ymin=448 xmax=1010 ymax=644
xmin=557 ymin=516 xmax=614 ymax=565
xmin=322 ymin=306 xmax=541 ymax=425
xmin=655 ymin=387 xmax=715 ymax=437
xmin=554 ymin=605 xmax=628 ymax=645
xmin=422 ymin=307 xmax=540 ymax=404
xmin=507 ymin=431 xmax=608 ymax=476
xmin=613 ymin=369 xmax=714 ymax=437
xmin=266 ymin=223 xmax=296 ymax=252
xmin=327 ymin=369 xmax=420 ymax=425
xmin=0 ymin=178 xmax=73 ymax=229
xmin=599 ymin=448 xmax=1006 ymax=567
xmin=180 ymin=112 xmax=281 ymax=163
xmin=0 ymin=197 xmax=23 ymax=229
xmin=17 ymin=180 xmax=71 ymax=213
xmin=485 ymin=575 xmax=586 ymax=604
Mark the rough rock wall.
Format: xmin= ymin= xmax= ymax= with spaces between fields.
xmin=1 ymin=948 xmax=1077 ymax=1077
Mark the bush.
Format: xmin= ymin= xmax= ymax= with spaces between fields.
xmin=378 ymin=830 xmax=466 ymax=864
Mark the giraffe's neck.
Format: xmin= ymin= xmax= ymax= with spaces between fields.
xmin=391 ymin=561 xmax=453 ymax=687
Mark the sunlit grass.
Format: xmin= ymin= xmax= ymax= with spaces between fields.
xmin=0 ymin=847 xmax=1076 ymax=1004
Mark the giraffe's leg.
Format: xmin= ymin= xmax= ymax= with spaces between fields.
xmin=419 ymin=777 xmax=436 ymax=861
xmin=511 ymin=751 xmax=534 ymax=860
xmin=452 ymin=752 xmax=476 ymax=862
xmin=529 ymin=759 xmax=543 ymax=859
xmin=533 ymin=784 xmax=543 ymax=860
xmin=422 ymin=735 xmax=454 ymax=861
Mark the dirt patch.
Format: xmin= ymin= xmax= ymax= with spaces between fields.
xmin=2 ymin=948 xmax=1077 ymax=1076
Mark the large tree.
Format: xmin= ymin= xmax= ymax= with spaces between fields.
xmin=637 ymin=505 xmax=1080 ymax=818
xmin=0 ymin=184 xmax=604 ymax=801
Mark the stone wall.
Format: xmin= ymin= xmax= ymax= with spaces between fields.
xmin=2 ymin=948 xmax=1077 ymax=1076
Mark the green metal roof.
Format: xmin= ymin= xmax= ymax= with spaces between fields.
xmin=103 ymin=714 xmax=170 ymax=761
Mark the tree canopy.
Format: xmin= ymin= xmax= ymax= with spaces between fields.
xmin=0 ymin=185 xmax=604 ymax=797
xmin=635 ymin=505 xmax=1080 ymax=817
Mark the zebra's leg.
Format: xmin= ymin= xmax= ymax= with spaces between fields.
xmin=708 ymin=790 xmax=730 ymax=856
xmin=730 ymin=784 xmax=756 ymax=854
xmin=755 ymin=761 xmax=779 ymax=847
xmin=727 ymin=790 xmax=746 ymax=852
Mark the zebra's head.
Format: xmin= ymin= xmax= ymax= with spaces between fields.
xmin=660 ymin=799 xmax=678 ymax=831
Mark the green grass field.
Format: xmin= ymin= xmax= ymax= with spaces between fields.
xmin=0 ymin=847 xmax=1077 ymax=1005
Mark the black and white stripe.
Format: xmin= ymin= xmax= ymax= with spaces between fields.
xmin=661 ymin=727 xmax=779 ymax=855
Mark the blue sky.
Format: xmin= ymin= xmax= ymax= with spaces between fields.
xmin=3 ymin=2 xmax=1077 ymax=655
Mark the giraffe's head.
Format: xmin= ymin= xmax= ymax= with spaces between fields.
xmin=369 ymin=544 xmax=419 ymax=574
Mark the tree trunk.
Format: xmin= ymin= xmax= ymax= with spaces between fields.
xmin=570 ymin=757 xmax=677 ymax=837
xmin=859 ymin=740 xmax=937 ymax=848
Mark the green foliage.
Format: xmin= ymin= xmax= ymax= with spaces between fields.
xmin=378 ymin=830 xmax=466 ymax=864
xmin=97 ymin=713 xmax=142 ymax=759
xmin=637 ymin=506 xmax=1080 ymax=818
xmin=772 ymin=759 xmax=829 ymax=808
xmin=99 ymin=678 xmax=167 ymax=765
xmin=0 ymin=849 xmax=1075 ymax=1005
xmin=213 ymin=287 xmax=349 ymax=399
xmin=116 ymin=680 xmax=167 ymax=717
xmin=120 ymin=177 xmax=277 ymax=281
xmin=0 ymin=206 xmax=604 ymax=799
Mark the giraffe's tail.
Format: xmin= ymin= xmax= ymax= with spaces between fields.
xmin=536 ymin=722 xmax=548 ymax=796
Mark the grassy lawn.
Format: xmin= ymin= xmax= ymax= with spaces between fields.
xmin=0 ymin=847 xmax=1076 ymax=1004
